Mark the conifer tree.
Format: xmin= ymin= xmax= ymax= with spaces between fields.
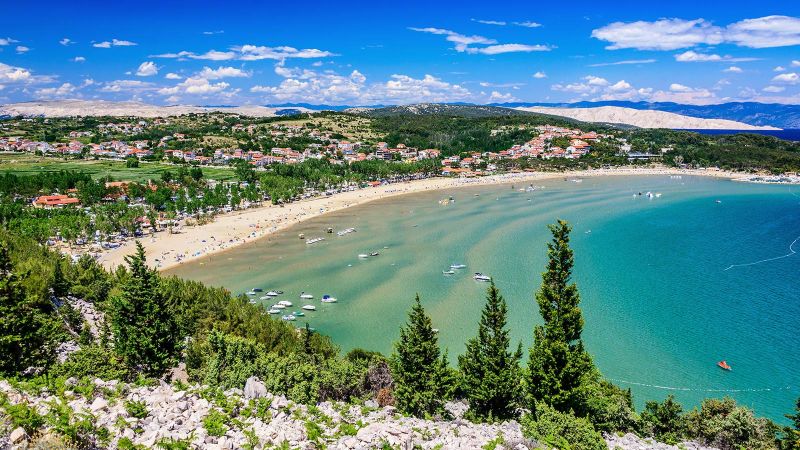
xmin=391 ymin=294 xmax=452 ymax=417
xmin=458 ymin=282 xmax=522 ymax=422
xmin=783 ymin=397 xmax=800 ymax=449
xmin=109 ymin=241 xmax=179 ymax=376
xmin=527 ymin=220 xmax=594 ymax=414
xmin=51 ymin=258 xmax=70 ymax=298
xmin=0 ymin=242 xmax=60 ymax=374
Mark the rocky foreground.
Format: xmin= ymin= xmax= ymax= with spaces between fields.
xmin=0 ymin=378 xmax=715 ymax=450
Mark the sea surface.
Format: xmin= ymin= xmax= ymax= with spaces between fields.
xmin=686 ymin=128 xmax=800 ymax=141
xmin=168 ymin=176 xmax=800 ymax=422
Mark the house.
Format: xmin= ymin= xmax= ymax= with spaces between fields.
xmin=33 ymin=195 xmax=80 ymax=208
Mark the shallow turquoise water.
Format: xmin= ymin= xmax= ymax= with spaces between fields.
xmin=169 ymin=176 xmax=800 ymax=422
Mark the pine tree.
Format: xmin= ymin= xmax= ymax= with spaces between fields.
xmin=527 ymin=220 xmax=594 ymax=414
xmin=783 ymin=397 xmax=800 ymax=449
xmin=0 ymin=242 xmax=60 ymax=375
xmin=391 ymin=294 xmax=452 ymax=417
xmin=51 ymin=258 xmax=70 ymax=298
xmin=109 ymin=241 xmax=179 ymax=376
xmin=458 ymin=282 xmax=522 ymax=422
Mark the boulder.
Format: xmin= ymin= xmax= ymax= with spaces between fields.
xmin=90 ymin=397 xmax=109 ymax=412
xmin=244 ymin=376 xmax=268 ymax=399
xmin=9 ymin=427 xmax=27 ymax=445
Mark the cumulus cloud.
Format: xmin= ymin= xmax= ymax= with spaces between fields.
xmin=774 ymin=66 xmax=787 ymax=72
xmin=763 ymin=85 xmax=785 ymax=93
xmin=158 ymin=77 xmax=231 ymax=95
xmin=15 ymin=46 xmax=29 ymax=54
xmin=593 ymin=15 xmax=800 ymax=50
xmin=203 ymin=30 xmax=224 ymax=35
xmin=772 ymin=73 xmax=799 ymax=84
xmin=479 ymin=81 xmax=525 ymax=88
xmin=793 ymin=60 xmax=800 ymax=67
xmin=584 ymin=76 xmax=609 ymax=86
xmin=135 ymin=61 xmax=158 ymax=77
xmin=488 ymin=91 xmax=518 ymax=102
xmin=723 ymin=66 xmax=743 ymax=73
xmin=0 ymin=38 xmax=18 ymax=46
xmin=152 ymin=44 xmax=335 ymax=61
xmin=533 ymin=72 xmax=547 ymax=79
xmin=588 ymin=59 xmax=656 ymax=67
xmin=72 ymin=56 xmax=86 ymax=63
xmin=99 ymin=80 xmax=157 ymax=93
xmin=197 ymin=66 xmax=250 ymax=79
xmin=552 ymin=75 xmax=720 ymax=105
xmin=670 ymin=83 xmax=693 ymax=92
xmin=0 ymin=63 xmax=31 ymax=83
xmin=93 ymin=39 xmax=137 ymax=48
xmin=165 ymin=73 xmax=182 ymax=80
xmin=35 ymin=83 xmax=77 ymax=98
xmin=673 ymin=51 xmax=758 ymax=63
xmin=409 ymin=27 xmax=551 ymax=54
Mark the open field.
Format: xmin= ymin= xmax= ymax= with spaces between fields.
xmin=0 ymin=153 xmax=237 ymax=182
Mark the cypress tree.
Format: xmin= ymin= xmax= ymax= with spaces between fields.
xmin=527 ymin=220 xmax=594 ymax=414
xmin=391 ymin=294 xmax=452 ymax=417
xmin=109 ymin=241 xmax=179 ymax=376
xmin=458 ymin=281 xmax=522 ymax=422
xmin=0 ymin=242 xmax=60 ymax=374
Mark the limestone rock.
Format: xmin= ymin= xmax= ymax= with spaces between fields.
xmin=244 ymin=376 xmax=267 ymax=399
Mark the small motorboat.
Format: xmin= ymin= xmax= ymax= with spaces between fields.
xmin=265 ymin=291 xmax=280 ymax=297
xmin=321 ymin=295 xmax=338 ymax=303
xmin=278 ymin=300 xmax=293 ymax=307
xmin=306 ymin=237 xmax=325 ymax=244
xmin=271 ymin=304 xmax=286 ymax=310
xmin=267 ymin=309 xmax=281 ymax=315
xmin=358 ymin=254 xmax=369 ymax=258
xmin=298 ymin=233 xmax=305 ymax=239
xmin=300 ymin=292 xmax=314 ymax=299
xmin=326 ymin=227 xmax=334 ymax=234
xmin=717 ymin=360 xmax=732 ymax=371
xmin=282 ymin=314 xmax=297 ymax=321
xmin=473 ymin=273 xmax=492 ymax=282
xmin=369 ymin=251 xmax=379 ymax=257
xmin=443 ymin=270 xmax=455 ymax=275
xmin=293 ymin=311 xmax=305 ymax=317
xmin=246 ymin=291 xmax=257 ymax=296
xmin=450 ymin=264 xmax=467 ymax=269
xmin=302 ymin=305 xmax=316 ymax=311
xmin=259 ymin=295 xmax=271 ymax=300
xmin=715 ymin=200 xmax=722 ymax=204
xmin=252 ymin=288 xmax=263 ymax=293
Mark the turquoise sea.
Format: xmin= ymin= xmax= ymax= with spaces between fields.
xmin=168 ymin=176 xmax=800 ymax=422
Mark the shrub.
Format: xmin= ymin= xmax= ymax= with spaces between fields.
xmin=50 ymin=345 xmax=128 ymax=380
xmin=202 ymin=409 xmax=229 ymax=437
xmin=684 ymin=397 xmax=779 ymax=450
xmin=521 ymin=402 xmax=606 ymax=450
xmin=376 ymin=387 xmax=395 ymax=407
xmin=124 ymin=399 xmax=148 ymax=419
xmin=640 ymin=395 xmax=685 ymax=444
xmin=0 ymin=394 xmax=45 ymax=434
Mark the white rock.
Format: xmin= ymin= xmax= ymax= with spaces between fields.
xmin=90 ymin=397 xmax=109 ymax=412
xmin=244 ymin=376 xmax=268 ymax=399
xmin=9 ymin=427 xmax=27 ymax=444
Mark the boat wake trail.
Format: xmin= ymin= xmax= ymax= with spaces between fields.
xmin=723 ymin=235 xmax=800 ymax=271
xmin=610 ymin=378 xmax=795 ymax=393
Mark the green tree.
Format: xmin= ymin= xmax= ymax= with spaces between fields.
xmin=458 ymin=282 xmax=522 ymax=422
xmin=641 ymin=395 xmax=685 ymax=444
xmin=109 ymin=242 xmax=179 ymax=376
xmin=51 ymin=257 xmax=70 ymax=298
xmin=527 ymin=220 xmax=594 ymax=415
xmin=391 ymin=295 xmax=452 ymax=417
xmin=0 ymin=242 xmax=60 ymax=375
xmin=783 ymin=397 xmax=800 ymax=449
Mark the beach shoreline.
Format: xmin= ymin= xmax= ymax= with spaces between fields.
xmin=87 ymin=166 xmax=758 ymax=272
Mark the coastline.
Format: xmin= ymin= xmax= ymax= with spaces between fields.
xmin=90 ymin=166 xmax=754 ymax=272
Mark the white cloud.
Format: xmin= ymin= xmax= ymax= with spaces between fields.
xmin=158 ymin=75 xmax=235 ymax=97
xmin=609 ymin=80 xmax=632 ymax=91
xmin=593 ymin=15 xmax=800 ymax=51
xmin=592 ymin=18 xmax=723 ymax=50
xmin=673 ymin=50 xmax=758 ymax=63
xmin=312 ymin=61 xmax=323 ymax=67
xmin=472 ymin=19 xmax=506 ymax=26
xmin=0 ymin=63 xmax=31 ymax=83
xmin=793 ymin=60 xmax=800 ymax=67
xmin=35 ymin=83 xmax=76 ymax=98
xmin=772 ymin=73 xmax=799 ymax=84
xmin=197 ymin=66 xmax=250 ymax=79
xmin=135 ymin=61 xmax=158 ymax=77
xmin=774 ymin=66 xmax=787 ymax=72
xmin=203 ymin=30 xmax=224 ymax=35
xmin=588 ymin=59 xmax=656 ymax=67
xmin=670 ymin=83 xmax=693 ymax=92
xmin=99 ymin=80 xmax=157 ymax=93
xmin=584 ymin=75 xmax=609 ymax=86
xmin=0 ymin=38 xmax=18 ymax=46
xmin=60 ymin=38 xmax=73 ymax=46
xmin=15 ymin=46 xmax=29 ymax=54
xmin=533 ymin=71 xmax=547 ymax=79
xmin=763 ymin=85 xmax=785 ymax=93
xmin=723 ymin=66 xmax=743 ymax=73
xmin=553 ymin=75 xmax=721 ymax=105
xmin=72 ymin=56 xmax=86 ymax=63
xmin=93 ymin=39 xmax=138 ymax=48
xmin=152 ymin=44 xmax=335 ymax=61
xmin=165 ymin=73 xmax=182 ymax=80
xmin=488 ymin=91 xmax=518 ymax=102
xmin=409 ymin=27 xmax=550 ymax=54
xmin=514 ymin=21 xmax=541 ymax=28
xmin=479 ymin=81 xmax=525 ymax=88
xmin=725 ymin=16 xmax=800 ymax=48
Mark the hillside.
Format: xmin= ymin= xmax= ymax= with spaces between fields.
xmin=0 ymin=100 xmax=311 ymax=118
xmin=514 ymin=106 xmax=778 ymax=130
xmin=347 ymin=103 xmax=538 ymax=118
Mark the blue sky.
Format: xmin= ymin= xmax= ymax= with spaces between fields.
xmin=1 ymin=0 xmax=799 ymax=106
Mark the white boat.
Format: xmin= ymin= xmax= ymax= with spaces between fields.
xmin=300 ymin=292 xmax=314 ymax=299
xmin=321 ymin=295 xmax=338 ymax=303
xmin=369 ymin=251 xmax=379 ymax=257
xmin=246 ymin=291 xmax=257 ymax=296
xmin=267 ymin=309 xmax=281 ymax=314
xmin=358 ymin=254 xmax=369 ymax=258
xmin=473 ymin=273 xmax=492 ymax=282
xmin=306 ymin=237 xmax=325 ymax=244
xmin=248 ymin=299 xmax=257 ymax=304
xmin=259 ymin=295 xmax=271 ymax=300
xmin=278 ymin=300 xmax=293 ymax=307
xmin=302 ymin=305 xmax=316 ymax=311
xmin=450 ymin=264 xmax=467 ymax=269
xmin=282 ymin=314 xmax=296 ymax=321
xmin=337 ymin=227 xmax=357 ymax=236
xmin=265 ymin=291 xmax=280 ymax=297
xmin=443 ymin=270 xmax=455 ymax=275
xmin=271 ymin=304 xmax=286 ymax=309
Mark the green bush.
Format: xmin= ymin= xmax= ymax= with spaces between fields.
xmin=0 ymin=393 xmax=45 ymax=434
xmin=684 ymin=397 xmax=779 ymax=450
xmin=521 ymin=402 xmax=606 ymax=450
xmin=50 ymin=345 xmax=129 ymax=380
xmin=124 ymin=399 xmax=148 ymax=419
xmin=640 ymin=395 xmax=685 ymax=444
xmin=202 ymin=409 xmax=229 ymax=437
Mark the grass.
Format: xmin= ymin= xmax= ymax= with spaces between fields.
xmin=0 ymin=153 xmax=236 ymax=182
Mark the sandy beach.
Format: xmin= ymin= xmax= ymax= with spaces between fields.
xmin=92 ymin=166 xmax=744 ymax=272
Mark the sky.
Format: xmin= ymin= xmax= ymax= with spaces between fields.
xmin=1 ymin=0 xmax=800 ymax=106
